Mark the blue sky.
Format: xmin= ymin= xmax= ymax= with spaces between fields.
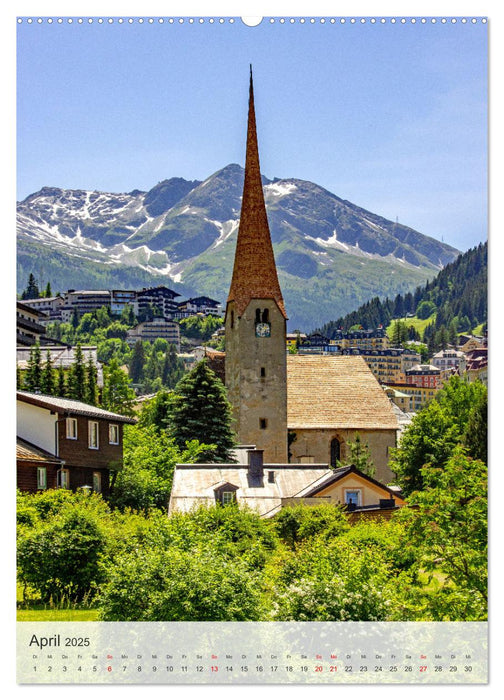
xmin=16 ymin=14 xmax=487 ymax=252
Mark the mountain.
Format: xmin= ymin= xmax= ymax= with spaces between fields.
xmin=17 ymin=164 xmax=460 ymax=330
xmin=316 ymin=241 xmax=487 ymax=339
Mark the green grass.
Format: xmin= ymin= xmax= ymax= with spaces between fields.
xmin=17 ymin=609 xmax=100 ymax=622
xmin=386 ymin=315 xmax=435 ymax=341
xmin=17 ymin=581 xmax=99 ymax=621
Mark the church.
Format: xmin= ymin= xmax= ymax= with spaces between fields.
xmin=169 ymin=69 xmax=400 ymax=516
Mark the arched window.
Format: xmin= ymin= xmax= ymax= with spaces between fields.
xmin=255 ymin=308 xmax=261 ymax=323
xmin=330 ymin=438 xmax=341 ymax=467
xmin=262 ymin=308 xmax=269 ymax=323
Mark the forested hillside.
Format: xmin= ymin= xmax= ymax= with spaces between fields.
xmin=316 ymin=241 xmax=487 ymax=340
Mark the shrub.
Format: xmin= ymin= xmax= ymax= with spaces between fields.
xmin=17 ymin=502 xmax=108 ymax=602
xmin=99 ymin=544 xmax=265 ymax=621
xmin=272 ymin=503 xmax=349 ymax=547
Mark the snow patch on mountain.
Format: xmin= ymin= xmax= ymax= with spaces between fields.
xmin=305 ymin=230 xmax=350 ymax=252
xmin=264 ymin=182 xmax=297 ymax=198
xmin=210 ymin=219 xmax=240 ymax=248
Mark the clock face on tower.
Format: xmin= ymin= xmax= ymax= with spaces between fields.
xmin=255 ymin=322 xmax=271 ymax=337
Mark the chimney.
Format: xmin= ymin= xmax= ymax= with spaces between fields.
xmin=247 ymin=449 xmax=264 ymax=479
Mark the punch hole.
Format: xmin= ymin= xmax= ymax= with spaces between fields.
xmin=241 ymin=17 xmax=263 ymax=26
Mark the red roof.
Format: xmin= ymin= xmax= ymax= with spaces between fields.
xmin=227 ymin=69 xmax=287 ymax=319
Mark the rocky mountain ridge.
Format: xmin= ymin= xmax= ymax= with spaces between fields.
xmin=17 ymin=164 xmax=460 ymax=329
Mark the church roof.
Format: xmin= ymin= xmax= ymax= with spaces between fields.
xmin=287 ymin=355 xmax=399 ymax=430
xmin=227 ymin=68 xmax=287 ymax=319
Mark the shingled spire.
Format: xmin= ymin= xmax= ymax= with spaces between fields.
xmin=227 ymin=66 xmax=287 ymax=319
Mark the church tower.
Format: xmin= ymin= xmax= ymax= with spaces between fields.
xmin=225 ymin=68 xmax=288 ymax=463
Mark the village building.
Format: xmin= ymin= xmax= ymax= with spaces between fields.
xmin=60 ymin=290 xmax=111 ymax=321
xmin=16 ymin=344 xmax=103 ymax=385
xmin=19 ymin=295 xmax=65 ymax=324
xmin=126 ymin=317 xmax=181 ymax=350
xmin=465 ymin=347 xmax=488 ymax=384
xmin=17 ymin=391 xmax=136 ymax=496
xmin=110 ymin=289 xmax=137 ymax=316
xmin=431 ymin=348 xmax=467 ymax=373
xmin=383 ymin=381 xmax=438 ymax=411
xmin=176 ymin=296 xmax=222 ymax=318
xmin=334 ymin=327 xmax=389 ymax=351
xmin=16 ymin=301 xmax=48 ymax=346
xmin=169 ymin=447 xmax=405 ymax=519
xmin=405 ymin=363 xmax=443 ymax=389
xmin=134 ymin=285 xmax=181 ymax=320
xmin=341 ymin=346 xmax=421 ymax=384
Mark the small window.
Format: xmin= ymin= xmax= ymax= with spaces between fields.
xmin=88 ymin=421 xmax=99 ymax=449
xmin=221 ymin=491 xmax=236 ymax=505
xmin=344 ymin=489 xmax=361 ymax=507
xmin=93 ymin=471 xmax=102 ymax=494
xmin=230 ymin=310 xmax=234 ymax=329
xmin=255 ymin=308 xmax=261 ymax=323
xmin=66 ymin=417 xmax=78 ymax=440
xmin=259 ymin=418 xmax=267 ymax=430
xmin=260 ymin=367 xmax=266 ymax=378
xmin=262 ymin=309 xmax=269 ymax=323
xmin=57 ymin=468 xmax=70 ymax=489
xmin=109 ymin=424 xmax=119 ymax=445
xmin=37 ymin=466 xmax=47 ymax=490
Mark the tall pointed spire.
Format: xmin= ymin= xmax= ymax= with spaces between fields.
xmin=227 ymin=67 xmax=287 ymax=319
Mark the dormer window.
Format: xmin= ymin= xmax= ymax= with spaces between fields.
xmin=214 ymin=482 xmax=239 ymax=506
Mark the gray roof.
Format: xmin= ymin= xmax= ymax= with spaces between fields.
xmin=17 ymin=391 xmax=136 ymax=424
xmin=169 ymin=463 xmax=332 ymax=518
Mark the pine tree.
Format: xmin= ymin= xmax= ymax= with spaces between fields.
xmin=67 ymin=344 xmax=87 ymax=401
xmin=44 ymin=282 xmax=52 ymax=298
xmin=85 ymin=356 xmax=99 ymax=405
xmin=56 ymin=365 xmax=67 ymax=397
xmin=71 ymin=308 xmax=80 ymax=330
xmin=168 ymin=360 xmax=236 ymax=462
xmin=25 ymin=341 xmax=42 ymax=392
xmin=129 ymin=340 xmax=146 ymax=384
xmin=40 ymin=350 xmax=55 ymax=395
xmin=21 ymin=273 xmax=40 ymax=300
xmin=101 ymin=358 xmax=136 ymax=416
xmin=16 ymin=364 xmax=24 ymax=390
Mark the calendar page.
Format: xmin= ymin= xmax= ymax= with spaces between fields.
xmin=15 ymin=7 xmax=489 ymax=688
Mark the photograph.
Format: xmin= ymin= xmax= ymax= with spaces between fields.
xmin=15 ymin=10 xmax=488 ymax=685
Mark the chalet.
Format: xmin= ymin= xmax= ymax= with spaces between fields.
xmin=169 ymin=447 xmax=405 ymax=520
xmin=17 ymin=391 xmax=136 ymax=496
